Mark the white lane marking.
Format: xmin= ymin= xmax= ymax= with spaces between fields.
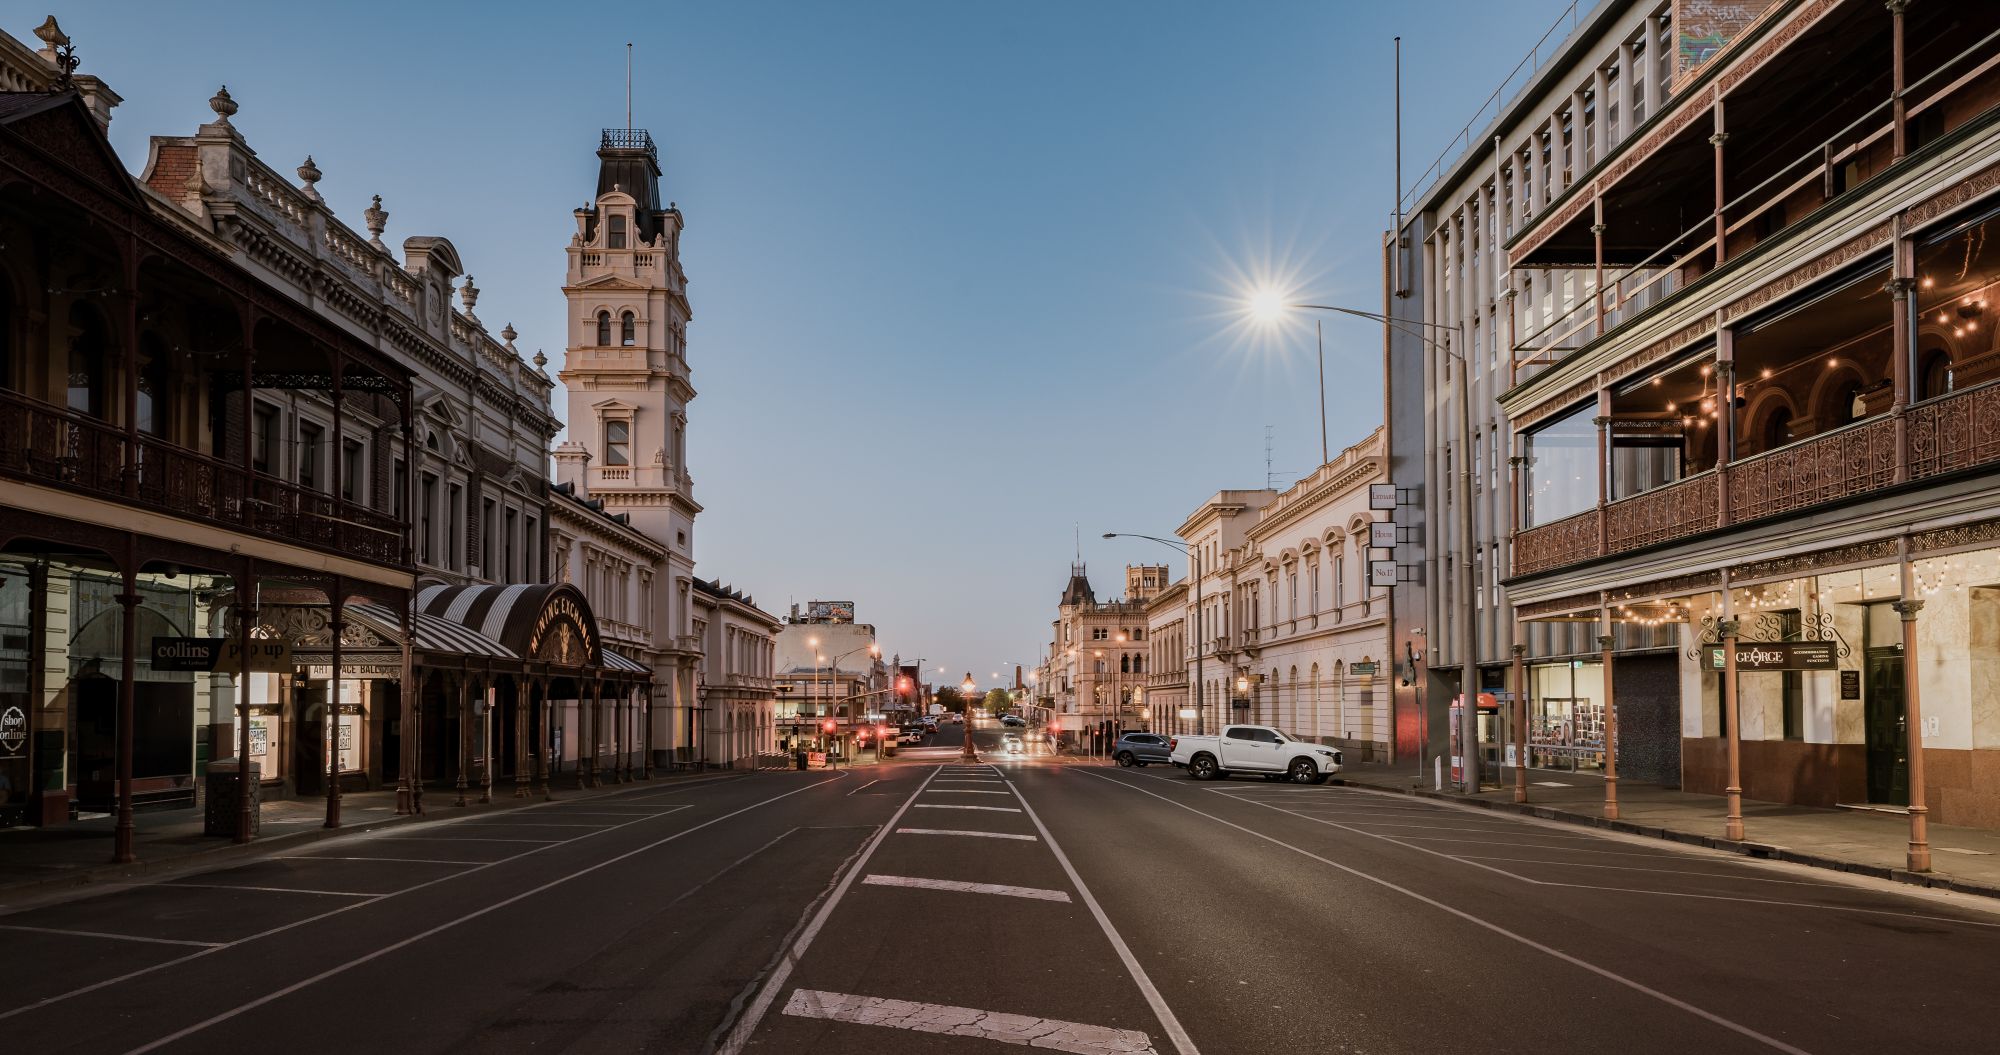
xmin=0 ymin=778 xmax=844 ymax=1024
xmin=896 ymin=828 xmax=1038 ymax=841
xmin=862 ymin=875 xmax=1071 ymax=903
xmin=934 ymin=778 xmax=1004 ymax=784
xmin=121 ymin=776 xmax=843 ymax=1055
xmin=376 ymin=836 xmax=565 ymax=844
xmin=912 ymin=803 xmax=1020 ymax=813
xmin=1449 ymin=855 xmax=1861 ymax=888
xmin=715 ymin=766 xmax=945 ymax=1055
xmin=1090 ymin=770 xmax=1810 ymax=1055
xmin=925 ymin=789 xmax=1011 ymax=795
xmin=270 ymin=855 xmax=488 ymax=865
xmin=782 ymin=989 xmax=1153 ymax=1055
xmin=0 ymin=925 xmax=221 ymax=948
xmin=158 ymin=883 xmax=375 ymax=898
xmin=1337 ymin=821 xmax=1618 ymax=841
xmin=447 ymin=820 xmax=624 ymax=827
xmin=1006 ymin=778 xmax=1199 ymax=1055
xmin=846 ymin=780 xmax=880 ymax=797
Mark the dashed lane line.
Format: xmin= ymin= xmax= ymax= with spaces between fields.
xmin=781 ymin=989 xmax=1155 ymax=1055
xmin=862 ymin=875 xmax=1071 ymax=903
xmin=911 ymin=803 xmax=1021 ymax=813
xmin=924 ymin=789 xmax=1011 ymax=795
xmin=845 ymin=780 xmax=880 ymax=797
xmin=159 ymin=883 xmax=376 ymax=898
xmin=896 ymin=828 xmax=1038 ymax=841
xmin=1091 ymin=769 xmax=1811 ymax=1055
xmin=1006 ymin=772 xmax=1198 ymax=1054
xmin=714 ymin=766 xmax=945 ymax=1055
xmin=119 ymin=776 xmax=846 ymax=1055
xmin=0 ymin=925 xmax=222 ymax=949
xmin=269 ymin=855 xmax=488 ymax=865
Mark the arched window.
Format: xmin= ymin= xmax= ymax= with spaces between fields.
xmin=595 ymin=311 xmax=611 ymax=346
xmin=1760 ymin=406 xmax=1789 ymax=453
xmin=620 ymin=311 xmax=636 ymax=347
xmin=1921 ymin=350 xmax=1955 ymax=401
xmin=66 ymin=303 xmax=107 ymax=417
xmin=608 ymin=214 xmax=627 ymax=250
xmin=1120 ymin=654 xmax=1130 ymax=674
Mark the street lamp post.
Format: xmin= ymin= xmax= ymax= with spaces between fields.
xmin=959 ymin=674 xmax=979 ymax=761
xmin=1103 ymin=532 xmax=1203 ymax=735
xmin=1252 ymin=299 xmax=1475 ymax=794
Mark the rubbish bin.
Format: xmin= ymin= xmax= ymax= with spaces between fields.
xmin=204 ymin=758 xmax=261 ymax=837
xmin=795 ymin=750 xmax=808 ymax=771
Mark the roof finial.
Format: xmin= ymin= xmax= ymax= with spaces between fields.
xmin=363 ymin=194 xmax=387 ymax=247
xmin=35 ymin=17 xmax=77 ymax=93
xmin=296 ymin=155 xmax=322 ymax=202
xmin=459 ymin=274 xmax=479 ymax=318
xmin=208 ymin=85 xmax=237 ymax=125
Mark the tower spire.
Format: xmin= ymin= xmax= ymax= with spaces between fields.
xmin=625 ymin=42 xmax=632 ymax=132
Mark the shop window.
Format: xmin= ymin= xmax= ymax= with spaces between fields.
xmin=1522 ymin=403 xmax=1596 ymax=527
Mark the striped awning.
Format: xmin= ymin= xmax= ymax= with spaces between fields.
xmin=602 ymin=647 xmax=649 ymax=675
xmin=346 ymin=601 xmax=517 ymax=661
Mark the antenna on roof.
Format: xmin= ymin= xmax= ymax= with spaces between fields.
xmin=625 ymin=43 xmax=633 ymax=132
xmin=1265 ymin=425 xmax=1275 ymax=489
xmin=1074 ymin=523 xmax=1081 ymax=562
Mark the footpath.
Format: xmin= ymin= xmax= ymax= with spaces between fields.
xmin=0 ymin=770 xmax=734 ymax=905
xmin=1331 ymin=759 xmax=2000 ymax=899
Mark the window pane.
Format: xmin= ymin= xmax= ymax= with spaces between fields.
xmin=1523 ymin=404 xmax=1597 ymax=527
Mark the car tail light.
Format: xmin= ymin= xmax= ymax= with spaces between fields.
xmin=1168 ymin=737 xmax=1177 ymax=751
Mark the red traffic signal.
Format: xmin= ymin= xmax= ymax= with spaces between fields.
xmin=896 ymin=676 xmax=912 ymax=694
xmin=1049 ymin=720 xmax=1061 ymax=733
xmin=857 ymin=729 xmax=870 ymax=741
xmin=822 ymin=719 xmax=836 ymax=733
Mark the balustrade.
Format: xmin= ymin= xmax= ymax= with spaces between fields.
xmin=1605 ymin=471 xmax=1716 ymax=555
xmin=1513 ymin=508 xmax=1602 ymax=577
xmin=1727 ymin=417 xmax=1896 ymax=524
xmin=1908 ymin=381 xmax=2000 ymax=481
xmin=0 ymin=389 xmax=406 ymax=565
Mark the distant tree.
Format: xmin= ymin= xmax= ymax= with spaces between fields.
xmin=933 ymin=686 xmax=966 ymax=713
xmin=984 ymin=688 xmax=1012 ymax=714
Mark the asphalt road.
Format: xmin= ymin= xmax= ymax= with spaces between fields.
xmin=4 ymin=723 xmax=1997 ymax=1054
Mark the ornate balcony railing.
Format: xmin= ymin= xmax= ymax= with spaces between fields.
xmin=1606 ymin=471 xmax=1717 ymax=556
xmin=1728 ymin=417 xmax=1896 ymax=525
xmin=1514 ymin=508 xmax=1601 ymax=578
xmin=1909 ymin=381 xmax=2000 ymax=481
xmin=0 ymin=389 xmax=407 ymax=566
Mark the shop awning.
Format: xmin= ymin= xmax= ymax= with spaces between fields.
xmin=345 ymin=601 xmax=517 ymax=661
xmin=602 ymin=647 xmax=649 ymax=675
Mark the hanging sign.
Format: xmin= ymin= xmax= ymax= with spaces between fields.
xmin=1369 ymin=522 xmax=1397 ymax=549
xmin=1369 ymin=560 xmax=1398 ymax=588
xmin=0 ymin=704 xmax=25 ymax=756
xmin=1369 ymin=484 xmax=1398 ymax=511
xmin=1704 ymin=642 xmax=1837 ymax=671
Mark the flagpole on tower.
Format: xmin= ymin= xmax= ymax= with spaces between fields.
xmin=625 ymin=42 xmax=633 ymax=132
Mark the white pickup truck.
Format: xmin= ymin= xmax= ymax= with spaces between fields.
xmin=1168 ymin=725 xmax=1343 ymax=784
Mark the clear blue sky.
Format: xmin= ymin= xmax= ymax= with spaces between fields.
xmin=42 ymin=0 xmax=1574 ymax=689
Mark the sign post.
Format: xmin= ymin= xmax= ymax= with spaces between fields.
xmin=1703 ymin=641 xmax=1837 ymax=671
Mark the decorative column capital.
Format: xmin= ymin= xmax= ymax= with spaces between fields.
xmin=1883 ymin=276 xmax=1917 ymax=299
xmin=1885 ymin=0 xmax=1910 ymax=15
xmin=1709 ymin=131 xmax=1730 ymax=147
xmin=1597 ymin=633 xmax=1615 ymax=650
xmin=1589 ymin=223 xmax=1607 ymax=235
xmin=1511 ymin=643 xmax=1528 ymax=658
xmin=1892 ymin=598 xmax=1925 ymax=618
xmin=1718 ymin=618 xmax=1741 ymax=638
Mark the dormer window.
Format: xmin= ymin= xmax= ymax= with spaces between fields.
xmin=608 ymin=214 xmax=627 ymax=249
xmin=596 ymin=311 xmax=611 ymax=346
xmin=620 ymin=311 xmax=636 ymax=347
xmin=604 ymin=420 xmax=630 ymax=466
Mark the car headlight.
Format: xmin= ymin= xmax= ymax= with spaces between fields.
xmin=1316 ymin=749 xmax=1337 ymax=759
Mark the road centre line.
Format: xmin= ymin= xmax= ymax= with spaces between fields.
xmin=895 ymin=828 xmax=1037 ymax=841
xmin=912 ymin=803 xmax=1020 ymax=813
xmin=0 ymin=774 xmax=844 ymax=1025
xmin=846 ymin=780 xmax=880 ymax=796
xmin=781 ymin=989 xmax=1155 ymax=1055
xmin=1088 ymin=770 xmax=1810 ymax=1055
xmin=447 ymin=820 xmax=625 ymax=827
xmin=158 ymin=883 xmax=376 ymax=898
xmin=934 ymin=778 xmax=1004 ymax=783
xmin=1007 ymin=771 xmax=1198 ymax=1054
xmin=715 ymin=766 xmax=945 ymax=1055
xmin=121 ymin=774 xmax=846 ymax=1055
xmin=377 ymin=836 xmax=565 ymax=844
xmin=862 ymin=874 xmax=1071 ymax=903
xmin=925 ymin=789 xmax=1011 ymax=795
xmin=0 ymin=924 xmax=222 ymax=948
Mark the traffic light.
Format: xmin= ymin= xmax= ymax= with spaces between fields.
xmin=822 ymin=719 xmax=836 ymax=734
xmin=897 ymin=676 xmax=912 ymax=694
xmin=857 ymin=729 xmax=870 ymax=741
xmin=1049 ymin=720 xmax=1061 ymax=733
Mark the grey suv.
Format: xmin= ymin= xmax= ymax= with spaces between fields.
xmin=1112 ymin=732 xmax=1172 ymax=767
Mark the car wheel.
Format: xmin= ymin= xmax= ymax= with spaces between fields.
xmin=1189 ymin=754 xmax=1218 ymax=780
xmin=1288 ymin=758 xmax=1318 ymax=784
xmin=1115 ymin=752 xmax=1135 ymax=767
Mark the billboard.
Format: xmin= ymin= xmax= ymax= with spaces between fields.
xmin=807 ymin=600 xmax=855 ymax=621
xmin=1674 ymin=0 xmax=1779 ymax=85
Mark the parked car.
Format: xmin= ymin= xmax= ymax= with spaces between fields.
xmin=1168 ymin=725 xmax=1342 ymax=783
xmin=1112 ymin=732 xmax=1172 ymax=767
xmin=898 ymin=724 xmax=925 ymax=745
xmin=1000 ymin=714 xmax=1025 ymax=728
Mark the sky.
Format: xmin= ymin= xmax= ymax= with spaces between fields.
xmin=35 ymin=0 xmax=1579 ymax=690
